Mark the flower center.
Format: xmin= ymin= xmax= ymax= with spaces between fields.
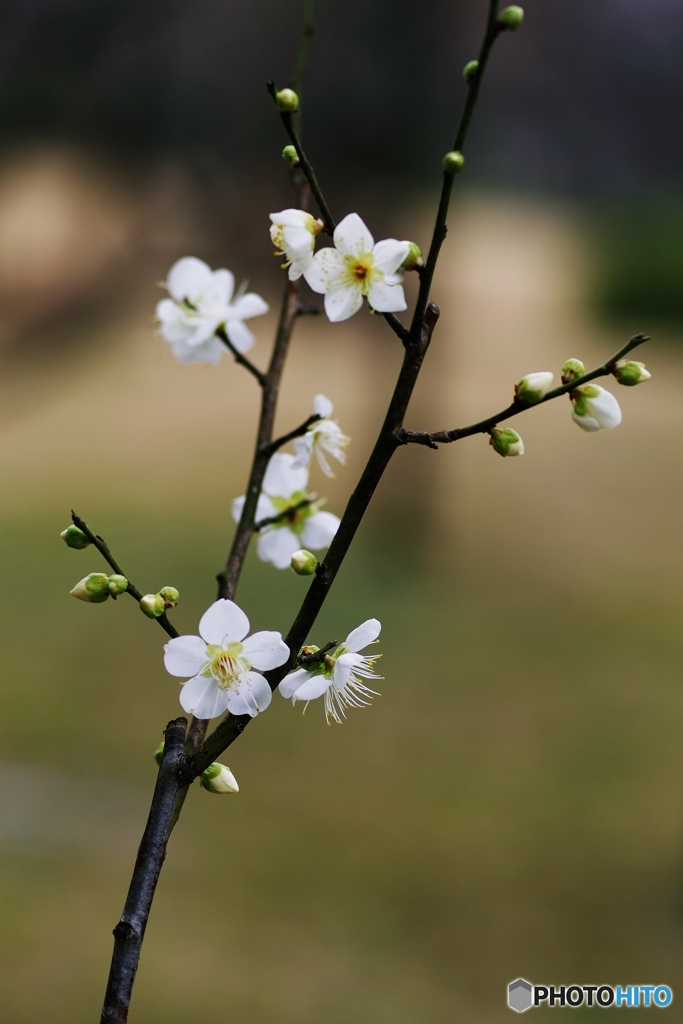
xmin=343 ymin=254 xmax=379 ymax=294
xmin=270 ymin=491 xmax=314 ymax=535
xmin=205 ymin=641 xmax=249 ymax=690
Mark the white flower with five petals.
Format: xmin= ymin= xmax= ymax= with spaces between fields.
xmin=155 ymin=256 xmax=268 ymax=365
xmin=164 ymin=599 xmax=289 ymax=719
xmin=303 ymin=213 xmax=410 ymax=322
xmin=292 ymin=394 xmax=350 ymax=478
xmin=232 ymin=453 xmax=340 ymax=569
xmin=279 ymin=619 xmax=382 ymax=724
xmin=269 ymin=209 xmax=323 ymax=280
xmin=571 ymin=384 xmax=622 ymax=432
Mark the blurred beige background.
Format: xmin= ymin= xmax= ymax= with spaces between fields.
xmin=0 ymin=144 xmax=681 ymax=1023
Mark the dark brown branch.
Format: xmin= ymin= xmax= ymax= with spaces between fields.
xmin=255 ymin=497 xmax=311 ymax=532
xmin=215 ymin=326 xmax=266 ymax=386
xmin=261 ymin=413 xmax=320 ymax=458
xmin=296 ymin=639 xmax=337 ymax=667
xmin=395 ymin=333 xmax=650 ymax=448
xmin=100 ymin=718 xmax=189 ymax=1024
xmin=71 ymin=513 xmax=179 ymax=640
xmin=192 ymin=302 xmax=441 ymax=775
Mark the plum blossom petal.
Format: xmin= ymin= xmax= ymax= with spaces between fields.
xmin=164 ymin=635 xmax=209 ymax=678
xmin=292 ymin=395 xmax=350 ymax=477
xmin=333 ymin=213 xmax=374 ymax=257
xmin=345 ymin=618 xmax=381 ymax=653
xmin=230 ymin=293 xmax=269 ymax=321
xmin=179 ymin=675 xmax=231 ymax=719
xmin=232 ymin=493 xmax=276 ymax=525
xmin=279 ymin=667 xmax=310 ymax=699
xmin=199 ymin=599 xmax=250 ymax=646
xmin=241 ymin=631 xmax=291 ymax=671
xmin=257 ymin=527 xmax=301 ymax=569
xmin=225 ymin=317 xmax=256 ymax=354
xmin=304 ymin=247 xmax=346 ymax=295
xmin=313 ymin=394 xmax=333 ymax=418
xmin=262 ymin=453 xmax=309 ymax=498
xmin=325 ymin=286 xmax=364 ymax=323
xmin=288 ymin=671 xmax=332 ymax=702
xmin=372 ymin=238 xmax=410 ymax=275
xmin=301 ymin=511 xmax=340 ymax=549
xmin=367 ymin=279 xmax=408 ymax=313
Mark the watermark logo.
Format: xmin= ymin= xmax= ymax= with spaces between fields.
xmin=507 ymin=980 xmax=673 ymax=1012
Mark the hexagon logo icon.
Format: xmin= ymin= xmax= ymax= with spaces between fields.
xmin=508 ymin=978 xmax=533 ymax=1013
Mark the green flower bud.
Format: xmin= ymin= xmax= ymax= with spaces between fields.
xmin=140 ymin=593 xmax=165 ymax=618
xmin=107 ymin=574 xmax=128 ymax=595
xmin=282 ymin=144 xmax=300 ymax=167
xmin=463 ymin=60 xmax=479 ymax=84
xmin=516 ymin=371 xmax=554 ymax=404
xmin=70 ymin=573 xmax=110 ymax=603
xmin=200 ymin=763 xmax=239 ymax=794
xmin=561 ymin=358 xmax=586 ymax=383
xmin=400 ymin=241 xmax=423 ymax=271
xmin=613 ymin=359 xmax=651 ymax=387
xmin=154 ymin=741 xmax=165 ymax=766
xmin=490 ymin=427 xmax=524 ymax=457
xmin=276 ymin=88 xmax=299 ymax=113
xmin=291 ymin=549 xmax=318 ymax=575
xmin=159 ymin=586 xmax=180 ymax=609
xmin=61 ymin=525 xmax=91 ymax=550
xmin=443 ymin=151 xmax=465 ymax=175
xmin=497 ymin=5 xmax=524 ymax=30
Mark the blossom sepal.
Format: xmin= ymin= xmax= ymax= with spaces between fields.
xmin=516 ymin=371 xmax=554 ymax=404
xmin=70 ymin=573 xmax=111 ymax=603
xmin=613 ymin=359 xmax=651 ymax=387
xmin=401 ymin=242 xmax=423 ymax=270
xmin=200 ymin=763 xmax=240 ymax=794
xmin=61 ymin=525 xmax=91 ymax=549
xmin=291 ymin=549 xmax=318 ymax=575
xmin=561 ymin=358 xmax=586 ymax=383
xmin=490 ymin=428 xmax=524 ymax=457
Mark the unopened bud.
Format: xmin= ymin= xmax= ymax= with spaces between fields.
xmin=443 ymin=150 xmax=465 ymax=175
xmin=61 ymin=525 xmax=91 ymax=550
xmin=276 ymin=88 xmax=299 ymax=113
xmin=154 ymin=741 xmax=165 ymax=766
xmin=140 ymin=593 xmax=165 ymax=618
xmin=291 ymin=549 xmax=318 ymax=575
xmin=561 ymin=358 xmax=586 ymax=383
xmin=490 ymin=427 xmax=524 ymax=457
xmin=497 ymin=5 xmax=524 ymax=30
xmin=613 ymin=359 xmax=651 ymax=387
xmin=159 ymin=586 xmax=180 ymax=609
xmin=516 ymin=371 xmax=554 ymax=404
xmin=70 ymin=573 xmax=110 ymax=603
xmin=282 ymin=144 xmax=299 ymax=167
xmin=107 ymin=574 xmax=128 ymax=595
xmin=401 ymin=241 xmax=423 ymax=271
xmin=200 ymin=763 xmax=239 ymax=794
xmin=463 ymin=60 xmax=479 ymax=84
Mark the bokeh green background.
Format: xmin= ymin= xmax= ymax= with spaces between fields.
xmin=1 ymin=1 xmax=683 ymax=1021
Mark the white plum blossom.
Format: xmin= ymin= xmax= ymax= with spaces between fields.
xmin=304 ymin=213 xmax=410 ymax=322
xmin=269 ymin=209 xmax=323 ymax=280
xmin=292 ymin=394 xmax=350 ymax=478
xmin=571 ymin=384 xmax=622 ymax=432
xmin=232 ymin=453 xmax=340 ymax=569
xmin=155 ymin=256 xmax=268 ymax=365
xmin=164 ymin=598 xmax=289 ymax=719
xmin=279 ymin=619 xmax=382 ymax=725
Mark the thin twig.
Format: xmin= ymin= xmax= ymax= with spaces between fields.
xmin=255 ymin=497 xmax=311 ymax=532
xmin=296 ymin=639 xmax=337 ymax=667
xmin=410 ymin=0 xmax=501 ymax=334
xmin=261 ymin=413 xmax=320 ymax=457
xmin=291 ymin=0 xmax=314 ymax=94
xmin=395 ymin=334 xmax=650 ymax=448
xmin=215 ymin=326 xmax=266 ymax=386
xmin=71 ymin=513 xmax=179 ymax=640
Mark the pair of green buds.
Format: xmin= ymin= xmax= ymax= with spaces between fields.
xmin=140 ymin=588 xmax=179 ymax=619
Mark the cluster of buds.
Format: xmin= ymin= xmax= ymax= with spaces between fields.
xmin=140 ymin=587 xmax=180 ymax=619
xmin=70 ymin=573 xmax=128 ymax=603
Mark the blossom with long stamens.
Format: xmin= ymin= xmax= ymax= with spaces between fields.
xmin=163 ymin=598 xmax=289 ymax=719
xmin=304 ymin=213 xmax=410 ymax=322
xmin=279 ymin=619 xmax=382 ymax=724
xmin=232 ymin=453 xmax=340 ymax=569
xmin=269 ymin=209 xmax=324 ymax=280
xmin=155 ymin=256 xmax=268 ymax=365
xmin=292 ymin=394 xmax=350 ymax=478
